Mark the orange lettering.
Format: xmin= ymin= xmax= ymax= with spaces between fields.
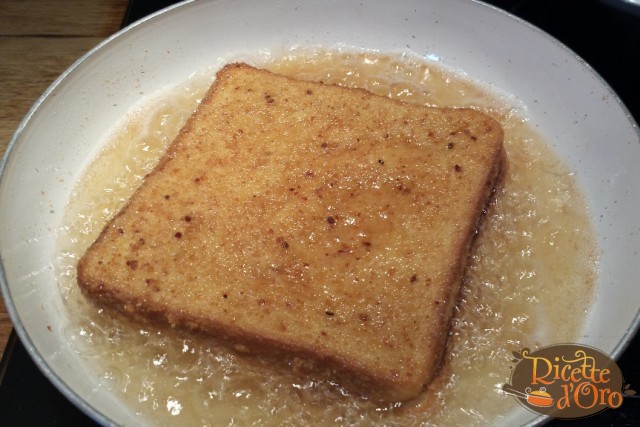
xmin=571 ymin=367 xmax=582 ymax=383
xmin=574 ymin=382 xmax=598 ymax=409
xmin=530 ymin=356 xmax=554 ymax=385
xmin=596 ymin=368 xmax=610 ymax=384
xmin=557 ymin=384 xmax=572 ymax=409
xmin=608 ymin=391 xmax=624 ymax=409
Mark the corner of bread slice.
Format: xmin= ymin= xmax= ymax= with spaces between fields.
xmin=76 ymin=62 xmax=505 ymax=403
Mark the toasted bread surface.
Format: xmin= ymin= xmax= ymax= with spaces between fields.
xmin=77 ymin=63 xmax=504 ymax=401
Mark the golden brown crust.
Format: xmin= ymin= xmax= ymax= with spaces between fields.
xmin=77 ymin=63 xmax=504 ymax=402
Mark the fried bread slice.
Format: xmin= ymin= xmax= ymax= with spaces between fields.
xmin=77 ymin=63 xmax=504 ymax=402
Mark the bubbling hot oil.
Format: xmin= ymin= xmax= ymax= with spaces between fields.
xmin=57 ymin=49 xmax=597 ymax=426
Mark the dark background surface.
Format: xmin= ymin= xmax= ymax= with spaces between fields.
xmin=1 ymin=0 xmax=638 ymax=425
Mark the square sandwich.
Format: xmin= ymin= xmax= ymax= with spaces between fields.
xmin=77 ymin=63 xmax=504 ymax=402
